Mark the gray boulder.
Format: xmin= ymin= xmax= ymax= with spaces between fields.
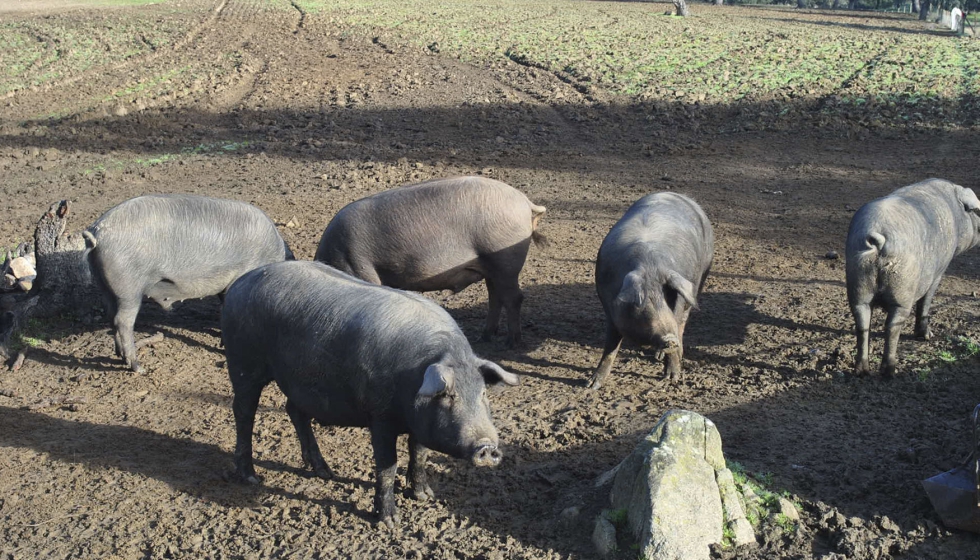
xmin=597 ymin=410 xmax=755 ymax=560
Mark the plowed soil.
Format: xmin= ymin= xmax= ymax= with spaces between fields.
xmin=1 ymin=2 xmax=980 ymax=559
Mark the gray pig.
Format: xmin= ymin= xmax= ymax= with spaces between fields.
xmin=588 ymin=192 xmax=713 ymax=389
xmin=84 ymin=194 xmax=291 ymax=372
xmin=314 ymin=176 xmax=547 ymax=347
xmin=846 ymin=178 xmax=980 ymax=378
xmin=221 ymin=260 xmax=519 ymax=528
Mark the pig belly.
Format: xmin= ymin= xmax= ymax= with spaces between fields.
xmin=146 ymin=274 xmax=236 ymax=306
xmin=278 ymin=382 xmax=371 ymax=428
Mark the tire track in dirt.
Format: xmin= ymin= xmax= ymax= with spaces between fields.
xmin=5 ymin=0 xmax=229 ymax=104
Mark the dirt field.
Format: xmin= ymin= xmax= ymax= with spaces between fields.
xmin=2 ymin=1 xmax=980 ymax=558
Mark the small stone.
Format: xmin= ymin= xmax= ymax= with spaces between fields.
xmin=285 ymin=216 xmax=300 ymax=228
xmin=16 ymin=277 xmax=33 ymax=291
xmin=778 ymin=498 xmax=800 ymax=522
xmin=592 ymin=515 xmax=617 ymax=559
xmin=825 ymin=250 xmax=840 ymax=260
xmin=847 ymin=516 xmax=864 ymax=527
xmin=559 ymin=506 xmax=580 ymax=524
xmin=879 ymin=516 xmax=900 ymax=533
xmin=3 ymin=274 xmax=14 ymax=288
xmin=9 ymin=256 xmax=35 ymax=279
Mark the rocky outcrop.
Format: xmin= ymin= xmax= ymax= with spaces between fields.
xmin=596 ymin=410 xmax=756 ymax=560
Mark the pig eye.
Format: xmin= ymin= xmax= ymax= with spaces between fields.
xmin=438 ymin=392 xmax=456 ymax=407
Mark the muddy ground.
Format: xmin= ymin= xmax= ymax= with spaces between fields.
xmin=1 ymin=1 xmax=980 ymax=558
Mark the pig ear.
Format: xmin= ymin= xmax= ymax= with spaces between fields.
xmin=478 ymin=360 xmax=520 ymax=387
xmin=666 ymin=271 xmax=698 ymax=308
xmin=958 ymin=187 xmax=980 ymax=215
xmin=616 ymin=271 xmax=646 ymax=307
xmin=418 ymin=363 xmax=455 ymax=397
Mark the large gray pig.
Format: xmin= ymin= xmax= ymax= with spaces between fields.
xmin=314 ymin=176 xmax=547 ymax=347
xmin=588 ymin=192 xmax=713 ymax=389
xmin=221 ymin=260 xmax=519 ymax=528
xmin=84 ymin=194 xmax=291 ymax=372
xmin=846 ymin=178 xmax=980 ymax=378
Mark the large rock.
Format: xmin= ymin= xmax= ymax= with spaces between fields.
xmin=600 ymin=410 xmax=755 ymax=560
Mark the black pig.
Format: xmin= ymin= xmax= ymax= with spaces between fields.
xmin=846 ymin=178 xmax=980 ymax=377
xmin=221 ymin=261 xmax=519 ymax=528
xmin=314 ymin=176 xmax=547 ymax=347
xmin=588 ymin=192 xmax=713 ymax=388
xmin=84 ymin=194 xmax=290 ymax=372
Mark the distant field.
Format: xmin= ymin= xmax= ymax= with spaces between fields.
xmin=1 ymin=0 xmax=977 ymax=130
xmin=303 ymin=0 xmax=980 ymax=129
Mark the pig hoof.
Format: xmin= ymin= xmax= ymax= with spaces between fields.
xmin=228 ymin=470 xmax=263 ymax=485
xmin=312 ymin=465 xmax=333 ymax=480
xmin=409 ymin=485 xmax=435 ymax=502
xmin=880 ymin=364 xmax=897 ymax=379
xmin=378 ymin=513 xmax=400 ymax=530
xmin=585 ymin=375 xmax=602 ymax=391
xmin=853 ymin=363 xmax=872 ymax=376
xmin=915 ymin=329 xmax=932 ymax=341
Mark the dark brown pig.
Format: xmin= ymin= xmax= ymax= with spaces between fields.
xmin=314 ymin=176 xmax=547 ymax=347
xmin=588 ymin=192 xmax=713 ymax=388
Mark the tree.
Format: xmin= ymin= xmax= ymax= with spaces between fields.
xmin=673 ymin=0 xmax=690 ymax=16
xmin=714 ymin=0 xmax=723 ymax=5
xmin=919 ymin=0 xmax=931 ymax=19
xmin=912 ymin=0 xmax=921 ymax=13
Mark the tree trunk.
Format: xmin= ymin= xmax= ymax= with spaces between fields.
xmin=798 ymin=0 xmax=807 ymax=8
xmin=912 ymin=0 xmax=920 ymax=13
xmin=919 ymin=0 xmax=930 ymax=19
xmin=714 ymin=0 xmax=723 ymax=5
xmin=832 ymin=0 xmax=843 ymax=9
xmin=0 ymin=201 xmax=97 ymax=362
xmin=673 ymin=0 xmax=689 ymax=16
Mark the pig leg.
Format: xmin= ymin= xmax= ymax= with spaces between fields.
xmin=665 ymin=303 xmax=691 ymax=382
xmin=407 ymin=435 xmax=434 ymax=501
xmin=285 ymin=399 xmax=332 ymax=480
xmin=881 ymin=305 xmax=911 ymax=378
xmin=370 ymin=424 xmax=400 ymax=529
xmin=112 ymin=296 xmax=143 ymax=373
xmin=914 ymin=282 xmax=940 ymax=340
xmin=497 ymin=278 xmax=525 ymax=348
xmin=588 ymin=324 xmax=623 ymax=390
xmin=480 ymin=278 xmax=503 ymax=342
xmin=231 ymin=384 xmax=264 ymax=484
xmin=852 ymin=303 xmax=872 ymax=376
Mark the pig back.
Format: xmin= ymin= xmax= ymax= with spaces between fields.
xmin=846 ymin=181 xmax=967 ymax=292
xmin=597 ymin=193 xmax=713 ymax=302
xmin=90 ymin=195 xmax=287 ymax=291
xmin=222 ymin=261 xmax=466 ymax=406
xmin=315 ymin=177 xmax=536 ymax=283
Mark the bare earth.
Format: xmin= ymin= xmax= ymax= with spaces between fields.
xmin=1 ymin=1 xmax=979 ymax=559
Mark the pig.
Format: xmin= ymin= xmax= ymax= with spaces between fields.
xmin=846 ymin=178 xmax=980 ymax=378
xmin=84 ymin=194 xmax=291 ymax=372
xmin=314 ymin=176 xmax=547 ymax=347
xmin=588 ymin=192 xmax=713 ymax=389
xmin=221 ymin=260 xmax=519 ymax=528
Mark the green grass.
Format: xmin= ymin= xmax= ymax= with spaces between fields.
xmin=280 ymin=1 xmax=974 ymax=130
xmin=728 ymin=460 xmax=800 ymax=534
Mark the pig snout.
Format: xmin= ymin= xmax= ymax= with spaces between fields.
xmin=662 ymin=334 xmax=679 ymax=349
xmin=471 ymin=441 xmax=502 ymax=467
